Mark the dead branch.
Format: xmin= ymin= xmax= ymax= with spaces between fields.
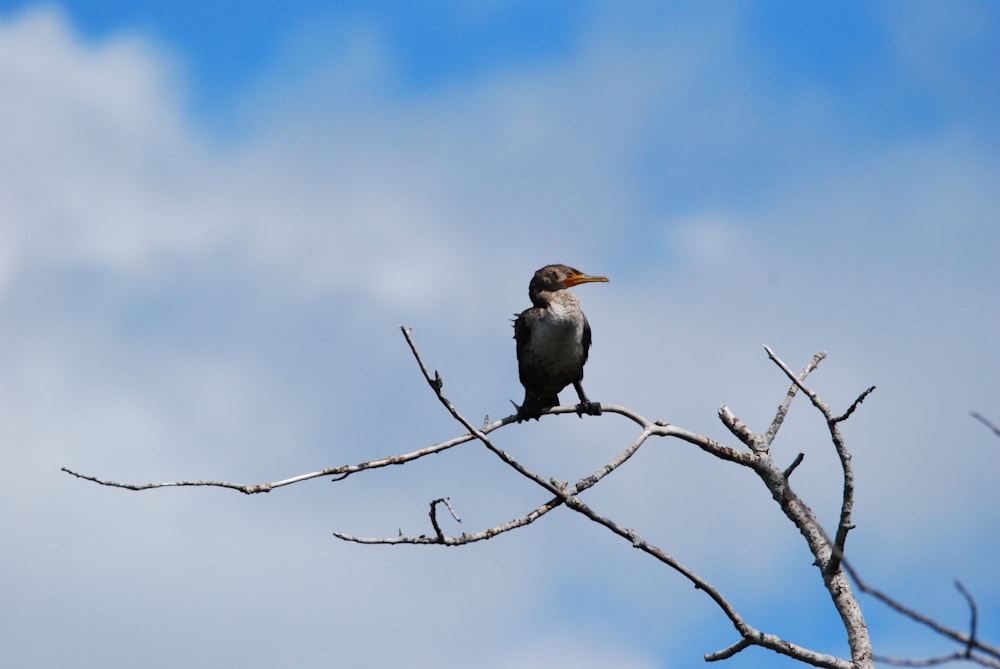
xmin=834 ymin=386 xmax=876 ymax=424
xmin=334 ymin=494 xmax=565 ymax=545
xmin=763 ymin=345 xmax=865 ymax=577
xmin=873 ymin=653 xmax=983 ymax=667
xmin=843 ymin=562 xmax=1000 ymax=668
xmin=429 ymin=497 xmax=461 ymax=541
xmin=783 ymin=452 xmax=806 ymax=478
xmin=62 ymin=327 xmax=876 ymax=667
xmin=764 ymin=351 xmax=826 ymax=448
xmin=398 ymin=328 xmax=867 ymax=668
xmin=971 ymin=412 xmax=1000 ymax=439
xmin=61 ymin=419 xmax=507 ymax=494
xmin=65 ymin=326 xmax=996 ymax=669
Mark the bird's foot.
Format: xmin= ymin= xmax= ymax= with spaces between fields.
xmin=575 ymin=400 xmax=602 ymax=418
xmin=512 ymin=400 xmax=543 ymax=423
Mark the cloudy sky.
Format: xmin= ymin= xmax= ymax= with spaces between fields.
xmin=2 ymin=2 xmax=998 ymax=667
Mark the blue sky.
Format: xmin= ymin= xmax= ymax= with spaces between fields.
xmin=2 ymin=2 xmax=999 ymax=668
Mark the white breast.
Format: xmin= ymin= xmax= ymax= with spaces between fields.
xmin=524 ymin=294 xmax=586 ymax=367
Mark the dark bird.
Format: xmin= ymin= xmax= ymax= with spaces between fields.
xmin=513 ymin=264 xmax=609 ymax=422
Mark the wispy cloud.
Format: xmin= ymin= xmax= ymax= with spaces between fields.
xmin=2 ymin=4 xmax=998 ymax=668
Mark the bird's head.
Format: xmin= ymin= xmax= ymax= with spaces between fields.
xmin=528 ymin=264 xmax=608 ymax=305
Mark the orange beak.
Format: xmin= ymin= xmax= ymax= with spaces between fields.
xmin=564 ymin=272 xmax=609 ymax=288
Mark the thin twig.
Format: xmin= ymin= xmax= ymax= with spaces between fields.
xmin=873 ymin=651 xmax=1000 ymax=668
xmin=834 ymin=386 xmax=876 ymax=424
xmin=763 ymin=345 xmax=866 ymax=577
xmin=335 ymin=495 xmax=565 ymax=546
xmin=706 ymin=638 xmax=751 ymax=662
xmin=843 ymin=560 xmax=1000 ymax=664
xmin=61 ymin=421 xmax=505 ymax=494
xmin=558 ymin=493 xmax=850 ymax=669
xmin=765 ymin=352 xmax=826 ymax=447
xmin=401 ymin=328 xmax=855 ymax=669
xmin=971 ymin=412 xmax=1000 ymax=439
xmin=955 ymin=580 xmax=978 ymax=658
xmin=60 ymin=468 xmax=276 ymax=494
xmin=72 ymin=325 xmax=990 ymax=669
xmin=872 ymin=652 xmax=969 ymax=667
xmin=401 ymin=326 xmax=570 ymax=496
xmin=783 ymin=452 xmax=805 ymax=479
xmin=429 ymin=497 xmax=461 ymax=541
xmin=334 ymin=405 xmax=659 ymax=546
xmin=718 ymin=404 xmax=763 ymax=452
xmin=338 ymin=416 xmax=663 ymax=547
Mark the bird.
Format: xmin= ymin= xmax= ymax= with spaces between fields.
xmin=512 ymin=264 xmax=609 ymax=422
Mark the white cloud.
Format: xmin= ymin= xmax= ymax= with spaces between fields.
xmin=2 ymin=4 xmax=998 ymax=669
xmin=0 ymin=9 xmax=214 ymax=282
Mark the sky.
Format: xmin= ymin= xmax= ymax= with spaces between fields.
xmin=1 ymin=1 xmax=998 ymax=668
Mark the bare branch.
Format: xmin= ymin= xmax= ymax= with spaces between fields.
xmin=331 ymin=402 xmax=662 ymax=547
xmin=765 ymin=351 xmax=826 ymax=447
xmin=971 ymin=412 xmax=1000 ymax=439
xmin=559 ymin=493 xmax=852 ymax=669
xmin=706 ymin=638 xmax=752 ymax=662
xmin=764 ymin=345 xmax=829 ymax=411
xmin=954 ymin=581 xmax=978 ymax=659
xmin=401 ymin=326 xmax=564 ymax=496
xmin=763 ymin=345 xmax=868 ymax=578
xmin=783 ymin=452 xmax=805 ymax=479
xmin=61 ymin=423 xmax=498 ymax=493
xmin=401 ymin=329 xmax=860 ymax=669
xmin=834 ymin=386 xmax=876 ymax=424
xmin=843 ymin=561 xmax=1000 ymax=665
xmin=718 ymin=404 xmax=765 ymax=453
xmin=60 ymin=467 xmax=276 ymax=494
xmin=334 ymin=495 xmax=565 ymax=546
xmin=76 ymin=327 xmax=987 ymax=669
xmin=712 ymin=347 xmax=872 ymax=668
xmin=873 ymin=652 xmax=970 ymax=667
xmin=660 ymin=412 xmax=754 ymax=465
xmin=429 ymin=497 xmax=461 ymax=541
xmin=873 ymin=651 xmax=1000 ymax=668
xmin=340 ymin=328 xmax=626 ymax=552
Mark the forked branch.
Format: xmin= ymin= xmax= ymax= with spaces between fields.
xmin=390 ymin=327 xmax=868 ymax=669
xmin=843 ymin=562 xmax=1000 ymax=668
xmin=70 ymin=327 xmax=996 ymax=669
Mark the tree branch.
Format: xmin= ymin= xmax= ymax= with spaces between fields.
xmin=872 ymin=653 xmax=980 ymax=667
xmin=971 ymin=412 xmax=1000 ymax=440
xmin=73 ymin=327 xmax=994 ymax=669
xmin=843 ymin=561 xmax=1000 ymax=666
xmin=763 ymin=345 xmax=868 ymax=577
xmin=764 ymin=351 xmax=826 ymax=448
xmin=334 ymin=494 xmax=565 ymax=545
xmin=402 ymin=328 xmax=862 ymax=669
xmin=61 ymin=423 xmax=498 ymax=494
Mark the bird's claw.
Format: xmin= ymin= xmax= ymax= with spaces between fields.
xmin=575 ymin=401 xmax=602 ymax=418
xmin=512 ymin=400 xmax=543 ymax=423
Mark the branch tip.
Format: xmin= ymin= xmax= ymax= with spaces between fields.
xmin=834 ymin=385 xmax=876 ymax=423
xmin=706 ymin=638 xmax=751 ymax=662
xmin=971 ymin=411 xmax=1000 ymax=439
xmin=783 ymin=452 xmax=805 ymax=479
xmin=954 ymin=580 xmax=979 ymax=657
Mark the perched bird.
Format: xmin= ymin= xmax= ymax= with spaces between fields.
xmin=513 ymin=264 xmax=609 ymax=422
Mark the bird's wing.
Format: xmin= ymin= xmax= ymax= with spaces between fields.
xmin=513 ymin=308 xmax=542 ymax=387
xmin=513 ymin=309 xmax=531 ymax=360
xmin=581 ymin=314 xmax=592 ymax=365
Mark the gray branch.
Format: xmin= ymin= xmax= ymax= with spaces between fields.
xmin=64 ymin=326 xmax=994 ymax=669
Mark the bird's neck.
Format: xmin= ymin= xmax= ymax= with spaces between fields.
xmin=535 ymin=290 xmax=581 ymax=316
